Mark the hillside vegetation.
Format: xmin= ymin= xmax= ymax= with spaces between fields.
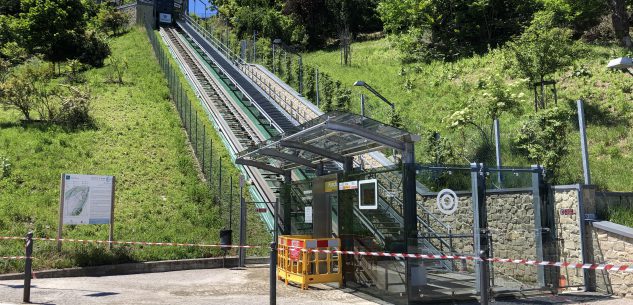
xmin=303 ymin=38 xmax=633 ymax=190
xmin=0 ymin=27 xmax=269 ymax=273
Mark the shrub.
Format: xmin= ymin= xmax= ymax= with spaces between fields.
xmin=513 ymin=107 xmax=571 ymax=183
xmin=78 ymin=32 xmax=111 ymax=68
xmin=106 ymin=55 xmax=129 ymax=85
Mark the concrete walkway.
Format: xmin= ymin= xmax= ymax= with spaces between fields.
xmin=0 ymin=266 xmax=381 ymax=305
xmin=0 ymin=266 xmax=630 ymax=305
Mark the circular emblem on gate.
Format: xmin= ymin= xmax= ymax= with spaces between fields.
xmin=436 ymin=189 xmax=458 ymax=215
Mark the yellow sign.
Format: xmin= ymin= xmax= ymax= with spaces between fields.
xmin=324 ymin=180 xmax=338 ymax=193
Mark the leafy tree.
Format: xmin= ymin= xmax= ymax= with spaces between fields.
xmin=78 ymin=31 xmax=111 ymax=67
xmin=96 ymin=4 xmax=128 ymax=36
xmin=0 ymin=58 xmax=52 ymax=121
xmin=18 ymin=0 xmax=88 ymax=65
xmin=378 ymin=0 xmax=539 ymax=61
xmin=514 ymin=107 xmax=571 ymax=182
xmin=507 ymin=11 xmax=575 ymax=109
xmin=0 ymin=0 xmax=21 ymax=16
xmin=606 ymin=0 xmax=631 ymax=47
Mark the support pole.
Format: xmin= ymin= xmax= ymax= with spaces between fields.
xmin=23 ymin=232 xmax=33 ymax=304
xmin=360 ymin=94 xmax=365 ymax=117
xmin=269 ymin=198 xmax=279 ymax=305
xmin=315 ymin=68 xmax=320 ymax=108
xmin=471 ymin=163 xmax=490 ymax=305
xmin=238 ymin=176 xmax=246 ymax=267
xmin=577 ymin=100 xmax=591 ymax=185
xmin=282 ymin=171 xmax=292 ymax=235
xmin=402 ymin=141 xmax=419 ymax=302
xmin=493 ymin=118 xmax=502 ymax=187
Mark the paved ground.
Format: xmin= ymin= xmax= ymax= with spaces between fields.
xmin=0 ymin=266 xmax=630 ymax=305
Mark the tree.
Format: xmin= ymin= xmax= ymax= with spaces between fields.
xmin=18 ymin=0 xmax=87 ymax=65
xmin=378 ymin=0 xmax=539 ymax=61
xmin=96 ymin=5 xmax=128 ymax=36
xmin=0 ymin=58 xmax=52 ymax=121
xmin=607 ymin=0 xmax=631 ymax=47
xmin=507 ymin=11 xmax=575 ymax=110
xmin=514 ymin=107 xmax=571 ymax=182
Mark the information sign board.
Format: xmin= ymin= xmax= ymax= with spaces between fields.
xmin=62 ymin=174 xmax=114 ymax=225
xmin=304 ymin=206 xmax=313 ymax=224
xmin=358 ymin=179 xmax=378 ymax=210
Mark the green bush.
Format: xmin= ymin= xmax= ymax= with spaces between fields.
xmin=78 ymin=32 xmax=111 ymax=68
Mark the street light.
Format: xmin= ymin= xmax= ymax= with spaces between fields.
xmin=353 ymin=80 xmax=395 ymax=119
xmin=607 ymin=57 xmax=633 ymax=76
xmin=354 ymin=80 xmax=398 ymax=160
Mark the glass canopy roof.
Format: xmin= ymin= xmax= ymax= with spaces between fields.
xmin=236 ymin=111 xmax=420 ymax=172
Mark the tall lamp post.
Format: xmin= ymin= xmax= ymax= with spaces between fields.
xmin=353 ymin=80 xmax=395 ymax=120
xmin=272 ymin=38 xmax=282 ymax=74
xmin=354 ymin=80 xmax=398 ymax=159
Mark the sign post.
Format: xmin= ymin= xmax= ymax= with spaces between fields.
xmin=58 ymin=174 xmax=116 ymax=251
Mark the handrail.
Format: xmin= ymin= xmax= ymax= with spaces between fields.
xmin=179 ymin=17 xmax=284 ymax=133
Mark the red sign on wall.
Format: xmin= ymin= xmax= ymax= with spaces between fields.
xmin=559 ymin=208 xmax=576 ymax=216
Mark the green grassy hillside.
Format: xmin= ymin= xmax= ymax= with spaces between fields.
xmin=304 ymin=38 xmax=633 ymax=192
xmin=0 ymin=27 xmax=269 ymax=273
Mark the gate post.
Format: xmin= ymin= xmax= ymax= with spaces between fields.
xmin=532 ymin=165 xmax=559 ymax=290
xmin=471 ymin=163 xmax=490 ymax=305
xmin=282 ymin=171 xmax=292 ymax=235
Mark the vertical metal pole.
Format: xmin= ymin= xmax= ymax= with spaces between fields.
xmin=577 ymin=100 xmax=591 ymax=185
xmin=471 ymin=163 xmax=490 ymax=305
xmin=109 ymin=177 xmax=116 ymax=250
xmin=239 ymin=184 xmax=247 ymax=267
xmin=315 ymin=68 xmax=320 ymax=107
xmin=57 ymin=173 xmax=65 ymax=252
xmin=253 ymin=31 xmax=257 ymax=63
xmin=282 ymin=171 xmax=292 ymax=234
xmin=209 ymin=138 xmax=213 ymax=190
xmin=493 ymin=118 xmax=502 ymax=187
xmin=202 ymin=128 xmax=206 ymax=175
xmin=228 ymin=176 xmax=232 ymax=227
xmin=298 ymin=56 xmax=303 ymax=94
xmin=269 ymin=198 xmax=279 ymax=305
xmin=360 ymin=94 xmax=365 ymax=117
xmin=532 ymin=165 xmax=546 ymax=287
xmin=219 ymin=156 xmax=223 ymax=200
xmin=23 ymin=232 xmax=33 ymax=303
xmin=195 ymin=113 xmax=198 ymax=155
xmin=403 ymin=141 xmax=418 ymax=302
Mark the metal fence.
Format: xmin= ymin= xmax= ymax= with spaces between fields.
xmin=596 ymin=191 xmax=633 ymax=220
xmin=143 ymin=21 xmax=239 ymax=229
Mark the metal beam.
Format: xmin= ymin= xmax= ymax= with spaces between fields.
xmin=279 ymin=140 xmax=346 ymax=164
xmin=235 ymin=158 xmax=286 ymax=175
xmin=259 ymin=148 xmax=317 ymax=169
xmin=325 ymin=121 xmax=405 ymax=151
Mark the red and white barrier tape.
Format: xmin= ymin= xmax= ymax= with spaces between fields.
xmin=0 ymin=236 xmax=261 ymax=249
xmin=3 ymin=236 xmax=632 ymax=273
xmin=300 ymin=249 xmax=633 ymax=273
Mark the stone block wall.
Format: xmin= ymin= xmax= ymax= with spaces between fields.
xmin=417 ymin=190 xmax=539 ymax=284
xmin=591 ymin=227 xmax=633 ymax=298
xmin=553 ymin=187 xmax=584 ymax=287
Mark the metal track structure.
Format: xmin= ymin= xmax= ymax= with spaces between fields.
xmin=160 ymin=26 xmax=283 ymax=231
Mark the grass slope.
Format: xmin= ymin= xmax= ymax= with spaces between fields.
xmin=0 ymin=27 xmax=269 ymax=273
xmin=303 ymin=38 xmax=633 ymax=192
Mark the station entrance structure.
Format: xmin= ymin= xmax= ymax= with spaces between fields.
xmin=236 ymin=112 xmax=559 ymax=304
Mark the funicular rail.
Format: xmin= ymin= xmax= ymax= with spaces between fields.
xmin=159 ymin=25 xmax=284 ymax=232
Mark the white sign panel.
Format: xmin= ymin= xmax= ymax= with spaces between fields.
xmin=304 ymin=206 xmax=313 ymax=224
xmin=62 ymin=174 xmax=114 ymax=225
xmin=338 ymin=181 xmax=358 ymax=190
xmin=358 ymin=179 xmax=378 ymax=210
xmin=159 ymin=13 xmax=172 ymax=24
